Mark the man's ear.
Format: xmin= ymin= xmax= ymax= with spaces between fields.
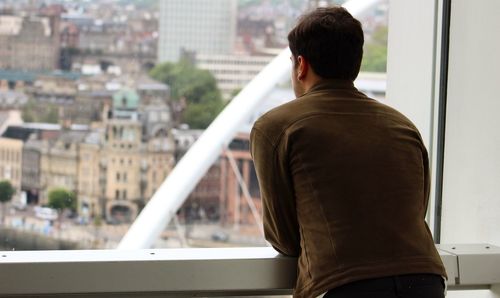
xmin=297 ymin=55 xmax=309 ymax=81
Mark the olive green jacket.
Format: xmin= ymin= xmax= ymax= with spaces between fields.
xmin=250 ymin=80 xmax=447 ymax=298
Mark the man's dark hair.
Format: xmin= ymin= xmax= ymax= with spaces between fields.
xmin=288 ymin=6 xmax=364 ymax=81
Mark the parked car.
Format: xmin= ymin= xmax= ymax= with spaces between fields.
xmin=211 ymin=230 xmax=229 ymax=242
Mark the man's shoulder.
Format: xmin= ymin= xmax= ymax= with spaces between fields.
xmin=375 ymin=101 xmax=420 ymax=131
xmin=252 ymin=98 xmax=303 ymax=142
xmin=252 ymin=92 xmax=422 ymax=145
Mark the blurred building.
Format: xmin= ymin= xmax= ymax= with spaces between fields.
xmin=0 ymin=90 xmax=28 ymax=110
xmin=219 ymin=133 xmax=261 ymax=227
xmin=78 ymin=89 xmax=175 ymax=223
xmin=136 ymin=76 xmax=170 ymax=106
xmin=0 ymin=110 xmax=23 ymax=135
xmin=195 ymin=54 xmax=274 ymax=99
xmin=0 ymin=70 xmax=35 ymax=92
xmin=158 ymin=0 xmax=237 ymax=62
xmin=2 ymin=123 xmax=63 ymax=205
xmin=77 ymin=131 xmax=101 ymax=220
xmin=39 ymin=130 xmax=88 ymax=205
xmin=173 ymin=131 xmax=261 ymax=227
xmin=31 ymin=75 xmax=78 ymax=103
xmin=0 ymin=14 xmax=60 ymax=71
xmin=2 ymin=123 xmax=63 ymax=142
xmin=22 ymin=138 xmax=42 ymax=205
xmin=0 ymin=137 xmax=23 ymax=196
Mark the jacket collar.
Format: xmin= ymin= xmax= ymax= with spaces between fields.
xmin=307 ymin=79 xmax=356 ymax=94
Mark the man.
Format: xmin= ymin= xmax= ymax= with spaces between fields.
xmin=250 ymin=6 xmax=447 ymax=298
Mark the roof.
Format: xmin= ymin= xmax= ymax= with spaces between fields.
xmin=2 ymin=126 xmax=36 ymax=141
xmin=113 ymin=89 xmax=140 ymax=110
xmin=0 ymin=90 xmax=29 ymax=105
xmin=1 ymin=123 xmax=89 ymax=142
xmin=57 ymin=130 xmax=88 ymax=144
xmin=137 ymin=83 xmax=169 ymax=91
xmin=20 ymin=123 xmax=61 ymax=130
xmin=0 ymin=112 xmax=9 ymax=127
xmin=136 ymin=75 xmax=169 ymax=91
xmin=84 ymin=130 xmax=102 ymax=145
xmin=0 ymin=15 xmax=23 ymax=35
xmin=2 ymin=122 xmax=62 ymax=141
xmin=0 ymin=15 xmax=52 ymax=36
xmin=0 ymin=70 xmax=37 ymax=83
xmin=0 ymin=70 xmax=82 ymax=83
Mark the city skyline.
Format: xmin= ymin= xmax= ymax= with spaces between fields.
xmin=0 ymin=0 xmax=388 ymax=250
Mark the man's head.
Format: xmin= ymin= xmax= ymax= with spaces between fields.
xmin=288 ymin=6 xmax=364 ymax=96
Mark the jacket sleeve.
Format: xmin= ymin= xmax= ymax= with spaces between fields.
xmin=250 ymin=126 xmax=300 ymax=257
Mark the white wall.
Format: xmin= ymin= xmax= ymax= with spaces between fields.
xmin=388 ymin=0 xmax=500 ymax=297
xmin=441 ymin=0 xmax=500 ymax=246
xmin=441 ymin=1 xmax=500 ymax=297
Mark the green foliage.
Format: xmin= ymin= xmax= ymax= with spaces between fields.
xmin=183 ymin=100 xmax=225 ymax=129
xmin=149 ymin=59 xmax=225 ymax=129
xmin=149 ymin=59 xmax=220 ymax=102
xmin=230 ymin=88 xmax=242 ymax=100
xmin=45 ymin=105 xmax=59 ymax=124
xmin=93 ymin=215 xmax=103 ymax=227
xmin=22 ymin=100 xmax=59 ymax=124
xmin=0 ymin=180 xmax=15 ymax=204
xmin=21 ymin=100 xmax=36 ymax=123
xmin=361 ymin=26 xmax=388 ymax=73
xmin=48 ymin=188 xmax=76 ymax=212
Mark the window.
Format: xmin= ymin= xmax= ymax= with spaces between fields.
xmin=9 ymin=7 xmax=497 ymax=298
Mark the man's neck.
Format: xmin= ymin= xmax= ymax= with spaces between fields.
xmin=302 ymin=76 xmax=324 ymax=94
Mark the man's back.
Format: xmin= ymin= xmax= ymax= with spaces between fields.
xmin=251 ymin=80 xmax=446 ymax=298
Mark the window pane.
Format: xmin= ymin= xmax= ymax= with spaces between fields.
xmin=0 ymin=0 xmax=388 ymax=251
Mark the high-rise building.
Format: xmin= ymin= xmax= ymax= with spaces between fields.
xmin=158 ymin=0 xmax=237 ymax=62
xmin=0 ymin=15 xmax=60 ymax=71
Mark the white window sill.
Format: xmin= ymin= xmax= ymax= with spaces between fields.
xmin=0 ymin=245 xmax=499 ymax=297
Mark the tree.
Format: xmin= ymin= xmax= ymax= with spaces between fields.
xmin=21 ymin=100 xmax=59 ymax=124
xmin=183 ymin=99 xmax=225 ymax=129
xmin=0 ymin=180 xmax=15 ymax=225
xmin=48 ymin=188 xmax=76 ymax=214
xmin=149 ymin=59 xmax=225 ymax=129
xmin=44 ymin=105 xmax=59 ymax=124
xmin=361 ymin=26 xmax=388 ymax=73
xmin=21 ymin=100 xmax=37 ymax=122
xmin=230 ymin=88 xmax=242 ymax=100
xmin=48 ymin=188 xmax=76 ymax=236
xmin=92 ymin=215 xmax=103 ymax=248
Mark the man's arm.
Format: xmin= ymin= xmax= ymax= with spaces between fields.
xmin=250 ymin=126 xmax=300 ymax=257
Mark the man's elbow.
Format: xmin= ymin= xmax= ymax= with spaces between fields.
xmin=271 ymin=244 xmax=300 ymax=257
xmin=266 ymin=235 xmax=300 ymax=257
xmin=264 ymin=225 xmax=300 ymax=256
